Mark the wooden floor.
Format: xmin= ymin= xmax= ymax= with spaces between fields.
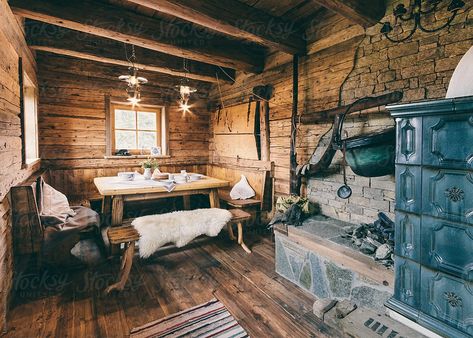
xmin=5 ymin=233 xmax=342 ymax=337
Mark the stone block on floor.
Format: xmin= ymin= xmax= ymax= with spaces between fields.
xmin=313 ymin=298 xmax=338 ymax=319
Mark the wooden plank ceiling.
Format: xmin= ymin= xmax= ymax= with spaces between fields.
xmin=9 ymin=0 xmax=385 ymax=92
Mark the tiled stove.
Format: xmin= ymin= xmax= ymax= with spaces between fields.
xmin=387 ymin=96 xmax=473 ymax=338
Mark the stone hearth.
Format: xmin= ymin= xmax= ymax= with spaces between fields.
xmin=275 ymin=215 xmax=394 ymax=312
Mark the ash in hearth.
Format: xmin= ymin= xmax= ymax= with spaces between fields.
xmin=342 ymin=213 xmax=395 ymax=267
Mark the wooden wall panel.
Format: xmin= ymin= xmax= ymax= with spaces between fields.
xmin=209 ymin=12 xmax=360 ymax=199
xmin=213 ymin=102 xmax=257 ymax=134
xmin=0 ymin=0 xmax=38 ymax=332
xmin=36 ymin=53 xmax=212 ymax=199
xmin=213 ymin=134 xmax=258 ymax=160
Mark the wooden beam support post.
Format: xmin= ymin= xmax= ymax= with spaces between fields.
xmin=10 ymin=0 xmax=265 ymax=73
xmin=313 ymin=0 xmax=386 ymax=28
xmin=26 ymin=23 xmax=235 ymax=84
xmin=127 ymin=0 xmax=306 ymax=54
xmin=289 ymin=55 xmax=300 ymax=196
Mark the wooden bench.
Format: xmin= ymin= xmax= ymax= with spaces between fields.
xmin=105 ymin=226 xmax=140 ymax=294
xmin=105 ymin=208 xmax=251 ymax=293
xmin=206 ymin=163 xmax=273 ymax=223
xmin=10 ymin=169 xmax=102 ymax=267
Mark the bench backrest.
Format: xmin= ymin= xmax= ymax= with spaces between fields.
xmin=10 ymin=169 xmax=50 ymax=255
xmin=207 ymin=164 xmax=273 ymax=211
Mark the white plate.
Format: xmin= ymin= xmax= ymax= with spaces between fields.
xmin=160 ymin=179 xmax=175 ymax=184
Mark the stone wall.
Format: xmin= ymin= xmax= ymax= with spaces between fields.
xmin=275 ymin=232 xmax=392 ymax=312
xmin=306 ymin=1 xmax=473 ymax=225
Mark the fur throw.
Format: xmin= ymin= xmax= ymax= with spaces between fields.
xmin=132 ymin=208 xmax=232 ymax=258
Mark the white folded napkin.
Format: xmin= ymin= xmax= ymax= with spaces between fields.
xmin=163 ymin=182 xmax=176 ymax=192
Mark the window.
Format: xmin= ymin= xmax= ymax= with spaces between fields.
xmin=109 ymin=102 xmax=167 ymax=156
xmin=21 ymin=72 xmax=39 ymax=165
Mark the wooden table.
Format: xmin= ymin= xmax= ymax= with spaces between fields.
xmin=94 ymin=175 xmax=229 ymax=226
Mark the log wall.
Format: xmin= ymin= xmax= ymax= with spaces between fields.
xmin=209 ymin=2 xmax=473 ymax=223
xmin=0 ymin=0 xmax=38 ymax=332
xmin=37 ymin=53 xmax=211 ymax=199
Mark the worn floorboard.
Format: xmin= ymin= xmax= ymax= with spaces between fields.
xmin=5 ymin=234 xmax=342 ymax=337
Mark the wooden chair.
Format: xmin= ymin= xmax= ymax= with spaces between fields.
xmin=206 ymin=164 xmax=273 ymax=224
xmin=105 ymin=208 xmax=252 ymax=293
xmin=227 ymin=209 xmax=252 ymax=254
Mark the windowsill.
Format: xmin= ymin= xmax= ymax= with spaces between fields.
xmin=104 ymin=155 xmax=171 ymax=160
xmin=23 ymin=158 xmax=41 ymax=169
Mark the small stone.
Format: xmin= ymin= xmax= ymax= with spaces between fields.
xmin=313 ymin=298 xmax=338 ymax=319
xmin=335 ymin=299 xmax=357 ymax=319
xmin=360 ymin=239 xmax=377 ymax=254
xmin=343 ymin=226 xmax=355 ymax=235
xmin=353 ymin=225 xmax=367 ymax=238
xmin=354 ymin=239 xmax=362 ymax=246
xmin=379 ymin=259 xmax=394 ymax=267
xmin=367 ymin=232 xmax=383 ymax=243
xmin=365 ymin=237 xmax=382 ymax=248
xmin=375 ymin=244 xmax=393 ymax=260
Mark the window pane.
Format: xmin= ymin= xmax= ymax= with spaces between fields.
xmin=115 ymin=130 xmax=137 ymax=149
xmin=137 ymin=111 xmax=157 ymax=130
xmin=138 ymin=131 xmax=157 ymax=149
xmin=24 ymin=86 xmax=38 ymax=162
xmin=115 ymin=109 xmax=136 ymax=129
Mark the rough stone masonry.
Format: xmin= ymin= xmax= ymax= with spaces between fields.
xmin=307 ymin=1 xmax=473 ymax=225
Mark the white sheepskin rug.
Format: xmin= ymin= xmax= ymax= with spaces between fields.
xmin=132 ymin=208 xmax=232 ymax=258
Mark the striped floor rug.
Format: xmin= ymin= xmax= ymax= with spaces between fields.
xmin=130 ymin=298 xmax=249 ymax=338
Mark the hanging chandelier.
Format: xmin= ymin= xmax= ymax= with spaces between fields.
xmin=380 ymin=0 xmax=465 ymax=43
xmin=119 ymin=45 xmax=148 ymax=105
xmin=175 ymin=58 xmax=196 ymax=113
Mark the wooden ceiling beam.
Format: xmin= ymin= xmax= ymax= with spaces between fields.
xmin=36 ymin=52 xmax=212 ymax=97
xmin=10 ymin=0 xmax=265 ymax=73
xmin=126 ymin=0 xmax=306 ymax=55
xmin=312 ymin=0 xmax=385 ymax=27
xmin=25 ymin=23 xmax=234 ymax=84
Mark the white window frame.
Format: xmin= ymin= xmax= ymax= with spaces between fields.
xmin=21 ymin=72 xmax=39 ymax=166
xmin=106 ymin=99 xmax=168 ymax=157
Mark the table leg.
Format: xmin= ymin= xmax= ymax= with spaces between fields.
xmin=102 ymin=196 xmax=111 ymax=215
xmin=209 ymin=188 xmax=220 ymax=208
xmin=183 ymin=195 xmax=191 ymax=210
xmin=105 ymin=241 xmax=135 ymax=294
xmin=111 ymin=195 xmax=124 ymax=226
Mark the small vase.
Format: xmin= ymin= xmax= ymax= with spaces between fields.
xmin=143 ymin=168 xmax=152 ymax=180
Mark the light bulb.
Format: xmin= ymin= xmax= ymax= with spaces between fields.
xmin=127 ymin=96 xmax=141 ymax=105
xmin=179 ymin=100 xmax=191 ymax=113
